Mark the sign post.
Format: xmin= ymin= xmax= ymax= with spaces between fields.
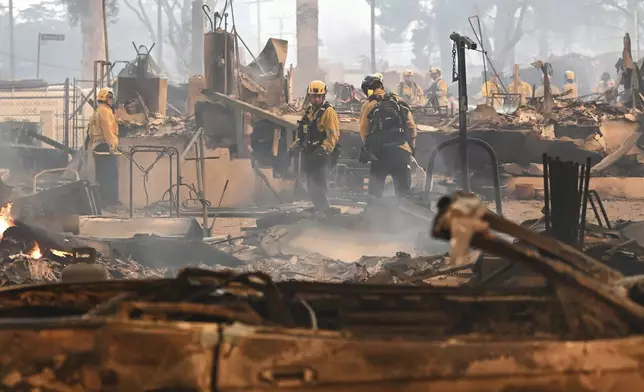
xmin=37 ymin=33 xmax=65 ymax=79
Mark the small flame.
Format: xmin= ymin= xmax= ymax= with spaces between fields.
xmin=51 ymin=249 xmax=72 ymax=257
xmin=28 ymin=242 xmax=42 ymax=259
xmin=0 ymin=203 xmax=14 ymax=239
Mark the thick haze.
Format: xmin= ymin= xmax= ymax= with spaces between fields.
xmin=0 ymin=0 xmax=640 ymax=84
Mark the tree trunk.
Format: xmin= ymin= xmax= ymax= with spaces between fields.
xmin=81 ymin=0 xmax=106 ymax=81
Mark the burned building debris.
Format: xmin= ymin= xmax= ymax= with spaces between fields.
xmin=7 ymin=0 xmax=644 ymax=388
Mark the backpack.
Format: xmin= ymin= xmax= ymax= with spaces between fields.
xmin=367 ymin=93 xmax=407 ymax=135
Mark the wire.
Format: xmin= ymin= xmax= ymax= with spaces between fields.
xmin=161 ymin=181 xmax=212 ymax=209
xmin=297 ymin=296 xmax=318 ymax=330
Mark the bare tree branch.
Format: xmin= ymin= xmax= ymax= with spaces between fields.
xmin=122 ymin=0 xmax=156 ymax=42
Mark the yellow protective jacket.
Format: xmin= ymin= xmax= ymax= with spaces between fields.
xmin=360 ymin=89 xmax=417 ymax=154
xmin=594 ymin=80 xmax=616 ymax=94
xmin=534 ymin=84 xmax=561 ymax=98
xmin=562 ymin=82 xmax=578 ymax=99
xmin=428 ymin=78 xmax=448 ymax=107
xmin=291 ymin=102 xmax=340 ymax=153
xmin=481 ymin=81 xmax=502 ymax=108
xmin=508 ymin=81 xmax=533 ymax=106
xmin=89 ymin=102 xmax=119 ymax=150
xmin=397 ymin=82 xmax=425 ymax=106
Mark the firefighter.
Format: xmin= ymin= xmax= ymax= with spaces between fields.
xmin=535 ymin=69 xmax=561 ymax=97
xmin=360 ymin=74 xmax=417 ymax=199
xmin=426 ymin=67 xmax=448 ymax=112
xmin=89 ymin=87 xmax=119 ymax=207
xmin=481 ymin=72 xmax=503 ymax=109
xmin=595 ymin=72 xmax=616 ymax=93
xmin=397 ymin=69 xmax=425 ymax=106
xmin=507 ymin=67 xmax=533 ymax=106
xmin=562 ymin=70 xmax=578 ymax=99
xmin=291 ymin=80 xmax=340 ymax=215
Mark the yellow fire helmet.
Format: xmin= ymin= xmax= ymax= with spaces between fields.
xmin=374 ymin=72 xmax=384 ymax=80
xmin=564 ymin=70 xmax=575 ymax=81
xmin=429 ymin=67 xmax=441 ymax=75
xmin=307 ymin=80 xmax=327 ymax=95
xmin=403 ymin=69 xmax=414 ymax=77
xmin=96 ymin=87 xmax=114 ymax=102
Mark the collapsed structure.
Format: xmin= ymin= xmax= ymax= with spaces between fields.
xmin=2 ymin=1 xmax=644 ymax=389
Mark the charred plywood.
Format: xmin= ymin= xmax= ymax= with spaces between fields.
xmin=117 ymin=76 xmax=168 ymax=116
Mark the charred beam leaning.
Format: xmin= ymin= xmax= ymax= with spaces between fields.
xmin=424 ymin=33 xmax=503 ymax=215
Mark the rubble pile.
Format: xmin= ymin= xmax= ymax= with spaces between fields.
xmin=548 ymin=101 xmax=631 ymax=125
xmin=0 ymin=250 xmax=166 ymax=286
xmin=480 ymin=101 xmax=638 ymax=129
xmin=117 ymin=113 xmax=191 ymax=138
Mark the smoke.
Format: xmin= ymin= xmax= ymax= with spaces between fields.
xmin=277 ymin=196 xmax=449 ymax=262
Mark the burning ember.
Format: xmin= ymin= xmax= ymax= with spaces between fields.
xmin=51 ymin=249 xmax=72 ymax=258
xmin=0 ymin=203 xmax=14 ymax=239
xmin=28 ymin=243 xmax=42 ymax=259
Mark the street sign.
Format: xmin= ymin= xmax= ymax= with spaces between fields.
xmin=39 ymin=34 xmax=65 ymax=42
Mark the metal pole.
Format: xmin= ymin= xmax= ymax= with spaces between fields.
xmin=199 ymin=131 xmax=209 ymax=235
xmin=36 ymin=33 xmax=41 ymax=79
xmin=370 ymin=0 xmax=376 ymax=73
xmin=63 ymin=78 xmax=70 ymax=147
xmin=456 ymin=38 xmax=470 ymax=192
xmin=102 ymin=0 xmax=109 ymax=65
xmin=9 ymin=0 xmax=15 ymax=80
xmin=158 ymin=0 xmax=163 ymax=69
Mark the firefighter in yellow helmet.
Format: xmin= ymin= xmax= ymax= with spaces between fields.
xmin=397 ymin=69 xmax=425 ymax=106
xmin=290 ymin=80 xmax=340 ymax=215
xmin=535 ymin=69 xmax=561 ymax=98
xmin=594 ymin=72 xmax=617 ymax=104
xmin=373 ymin=72 xmax=391 ymax=94
xmin=360 ymin=74 xmax=417 ymax=199
xmin=508 ymin=67 xmax=533 ymax=106
xmin=562 ymin=70 xmax=578 ymax=99
xmin=480 ymin=72 xmax=503 ymax=109
xmin=89 ymin=87 xmax=119 ymax=206
xmin=426 ymin=67 xmax=448 ymax=112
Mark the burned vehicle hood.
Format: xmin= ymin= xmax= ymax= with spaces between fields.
xmin=0 ymin=247 xmax=644 ymax=392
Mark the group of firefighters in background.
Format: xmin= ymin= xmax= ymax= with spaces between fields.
xmin=294 ymin=65 xmax=620 ymax=216
xmin=393 ymin=66 xmax=618 ymax=111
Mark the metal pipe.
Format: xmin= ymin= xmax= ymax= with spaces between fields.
xmin=180 ymin=127 xmax=204 ymax=162
xmin=194 ymin=134 xmax=206 ymax=233
xmin=542 ymin=153 xmax=550 ymax=234
xmin=169 ymin=153 xmax=174 ymax=217
xmin=199 ymin=131 xmax=209 ymax=236
xmin=63 ymin=78 xmax=70 ymax=147
xmin=129 ymin=152 xmax=134 ymax=218
xmin=579 ymin=157 xmax=592 ymax=248
xmin=424 ymin=136 xmax=502 ymax=215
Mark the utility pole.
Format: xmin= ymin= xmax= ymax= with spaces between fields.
xmin=370 ymin=0 xmax=376 ymax=73
xmin=158 ymin=0 xmax=163 ymax=68
xmin=8 ymin=0 xmax=14 ymax=79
